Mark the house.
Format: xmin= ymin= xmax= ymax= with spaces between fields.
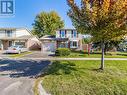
xmin=0 ymin=28 xmax=41 ymax=50
xmin=40 ymin=29 xmax=83 ymax=52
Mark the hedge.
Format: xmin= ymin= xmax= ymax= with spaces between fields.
xmin=55 ymin=48 xmax=71 ymax=56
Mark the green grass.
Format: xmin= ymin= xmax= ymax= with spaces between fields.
xmin=42 ymin=60 xmax=127 ymax=95
xmin=57 ymin=51 xmax=127 ymax=58
xmin=9 ymin=51 xmax=32 ymax=58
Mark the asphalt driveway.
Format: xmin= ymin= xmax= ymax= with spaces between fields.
xmin=22 ymin=51 xmax=55 ymax=58
xmin=0 ymin=51 xmax=55 ymax=59
xmin=0 ymin=59 xmax=51 ymax=95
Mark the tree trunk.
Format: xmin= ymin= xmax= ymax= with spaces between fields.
xmin=100 ymin=42 xmax=105 ymax=70
xmin=104 ymin=47 xmax=107 ymax=55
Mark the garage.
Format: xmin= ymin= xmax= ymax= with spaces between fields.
xmin=42 ymin=42 xmax=56 ymax=52
xmin=40 ymin=35 xmax=56 ymax=52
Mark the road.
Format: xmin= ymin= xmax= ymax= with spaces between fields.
xmin=0 ymin=59 xmax=51 ymax=95
xmin=0 ymin=76 xmax=34 ymax=95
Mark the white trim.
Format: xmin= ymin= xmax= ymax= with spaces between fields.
xmin=70 ymin=41 xmax=78 ymax=48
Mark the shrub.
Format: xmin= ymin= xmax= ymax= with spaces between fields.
xmin=55 ymin=48 xmax=71 ymax=56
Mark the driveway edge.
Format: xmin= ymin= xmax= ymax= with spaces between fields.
xmin=38 ymin=81 xmax=51 ymax=95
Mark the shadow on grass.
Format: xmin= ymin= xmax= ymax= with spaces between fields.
xmin=43 ymin=61 xmax=77 ymax=76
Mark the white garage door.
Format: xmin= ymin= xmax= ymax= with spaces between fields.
xmin=42 ymin=42 xmax=56 ymax=52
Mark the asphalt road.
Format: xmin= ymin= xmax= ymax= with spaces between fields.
xmin=0 ymin=59 xmax=51 ymax=95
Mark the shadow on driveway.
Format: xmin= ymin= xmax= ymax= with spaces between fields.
xmin=0 ymin=59 xmax=51 ymax=78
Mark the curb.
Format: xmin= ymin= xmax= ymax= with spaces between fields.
xmin=38 ymin=81 xmax=51 ymax=95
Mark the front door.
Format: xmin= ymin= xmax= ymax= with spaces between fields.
xmin=9 ymin=41 xmax=13 ymax=47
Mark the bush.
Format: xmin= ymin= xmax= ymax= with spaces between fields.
xmin=55 ymin=48 xmax=71 ymax=56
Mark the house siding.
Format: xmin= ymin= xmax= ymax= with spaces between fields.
xmin=16 ymin=29 xmax=31 ymax=37
xmin=56 ymin=29 xmax=83 ymax=50
xmin=27 ymin=37 xmax=41 ymax=50
xmin=0 ymin=28 xmax=41 ymax=50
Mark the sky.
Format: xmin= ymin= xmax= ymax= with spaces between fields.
xmin=0 ymin=0 xmax=80 ymax=30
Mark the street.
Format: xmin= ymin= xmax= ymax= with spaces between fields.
xmin=0 ymin=59 xmax=51 ymax=95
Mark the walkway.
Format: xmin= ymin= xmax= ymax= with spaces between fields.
xmin=2 ymin=58 xmax=127 ymax=61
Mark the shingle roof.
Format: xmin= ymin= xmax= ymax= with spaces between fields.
xmin=0 ymin=35 xmax=32 ymax=40
xmin=40 ymin=35 xmax=56 ymax=40
xmin=0 ymin=28 xmax=16 ymax=31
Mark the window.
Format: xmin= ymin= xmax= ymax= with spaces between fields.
xmin=73 ymin=31 xmax=77 ymax=38
xmin=70 ymin=41 xmax=78 ymax=48
xmin=6 ymin=30 xmax=12 ymax=37
xmin=71 ymin=30 xmax=73 ymax=38
xmin=73 ymin=41 xmax=77 ymax=47
xmin=15 ymin=42 xmax=25 ymax=47
xmin=61 ymin=31 xmax=65 ymax=38
xmin=71 ymin=30 xmax=77 ymax=38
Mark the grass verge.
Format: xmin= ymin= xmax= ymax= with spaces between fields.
xmin=34 ymin=78 xmax=42 ymax=95
xmin=9 ymin=51 xmax=32 ymax=58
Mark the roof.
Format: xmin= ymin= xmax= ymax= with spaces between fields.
xmin=0 ymin=28 xmax=16 ymax=31
xmin=40 ymin=35 xmax=56 ymax=40
xmin=0 ymin=35 xmax=32 ymax=40
xmin=55 ymin=38 xmax=68 ymax=41
xmin=16 ymin=35 xmax=32 ymax=40
xmin=40 ymin=35 xmax=69 ymax=41
xmin=57 ymin=28 xmax=76 ymax=31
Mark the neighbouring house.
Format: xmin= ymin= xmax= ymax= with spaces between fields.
xmin=0 ymin=28 xmax=41 ymax=50
xmin=40 ymin=29 xmax=83 ymax=52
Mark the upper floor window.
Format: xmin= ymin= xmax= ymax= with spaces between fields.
xmin=6 ymin=30 xmax=12 ymax=37
xmin=71 ymin=30 xmax=77 ymax=38
xmin=60 ymin=31 xmax=65 ymax=38
xmin=73 ymin=31 xmax=77 ymax=38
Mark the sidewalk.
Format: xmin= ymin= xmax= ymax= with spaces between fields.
xmin=1 ymin=57 xmax=127 ymax=61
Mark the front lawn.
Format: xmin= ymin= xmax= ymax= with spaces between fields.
xmin=41 ymin=60 xmax=127 ymax=95
xmin=57 ymin=51 xmax=127 ymax=58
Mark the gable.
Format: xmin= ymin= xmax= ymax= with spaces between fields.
xmin=16 ymin=28 xmax=31 ymax=37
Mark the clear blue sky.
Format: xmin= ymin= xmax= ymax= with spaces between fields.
xmin=0 ymin=0 xmax=77 ymax=30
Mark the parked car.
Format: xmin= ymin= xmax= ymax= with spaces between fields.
xmin=5 ymin=45 xmax=28 ymax=54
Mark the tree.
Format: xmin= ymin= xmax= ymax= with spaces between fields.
xmin=67 ymin=0 xmax=127 ymax=70
xmin=32 ymin=11 xmax=64 ymax=37
xmin=83 ymin=35 xmax=91 ymax=44
xmin=118 ymin=40 xmax=127 ymax=51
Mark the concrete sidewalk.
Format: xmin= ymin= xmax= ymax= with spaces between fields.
xmin=1 ymin=57 xmax=127 ymax=61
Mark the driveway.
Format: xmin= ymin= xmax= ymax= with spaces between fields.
xmin=22 ymin=51 xmax=55 ymax=58
xmin=0 ymin=51 xmax=55 ymax=59
xmin=0 ymin=59 xmax=51 ymax=95
xmin=0 ymin=51 xmax=10 ymax=58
